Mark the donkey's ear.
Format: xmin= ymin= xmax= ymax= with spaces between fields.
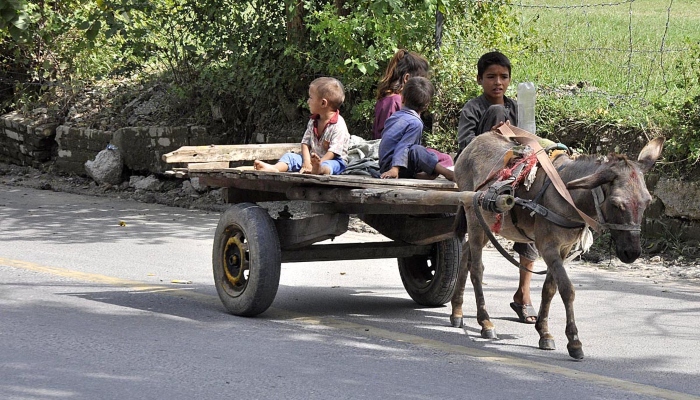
xmin=637 ymin=137 xmax=664 ymax=172
xmin=567 ymin=168 xmax=616 ymax=190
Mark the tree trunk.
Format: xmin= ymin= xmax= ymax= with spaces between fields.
xmin=286 ymin=0 xmax=306 ymax=45
xmin=335 ymin=0 xmax=350 ymax=17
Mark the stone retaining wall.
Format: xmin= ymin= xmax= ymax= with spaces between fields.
xmin=643 ymin=176 xmax=700 ymax=242
xmin=54 ymin=126 xmax=113 ymax=175
xmin=52 ymin=124 xmax=226 ymax=175
xmin=0 ymin=111 xmax=57 ymax=167
xmin=0 ymin=111 xmax=228 ymax=176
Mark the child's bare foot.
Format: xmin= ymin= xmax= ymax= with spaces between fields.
xmin=254 ymin=160 xmax=279 ymax=172
xmin=309 ymin=153 xmax=322 ymax=174
xmin=305 ymin=153 xmax=330 ymax=175
xmin=434 ymin=165 xmax=455 ymax=181
xmin=415 ymin=172 xmax=438 ymax=180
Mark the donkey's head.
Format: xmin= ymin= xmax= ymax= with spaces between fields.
xmin=567 ymin=137 xmax=664 ymax=263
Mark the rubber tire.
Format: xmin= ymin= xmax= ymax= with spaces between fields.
xmin=212 ymin=203 xmax=281 ymax=316
xmin=398 ymin=237 xmax=460 ymax=306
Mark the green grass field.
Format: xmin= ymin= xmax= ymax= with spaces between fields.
xmin=516 ymin=0 xmax=699 ymax=99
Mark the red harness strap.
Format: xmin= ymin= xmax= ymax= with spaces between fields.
xmin=490 ymin=153 xmax=538 ymax=233
xmin=496 ymin=154 xmax=538 ymax=187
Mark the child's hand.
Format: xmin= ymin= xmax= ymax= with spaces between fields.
xmin=300 ymin=161 xmax=313 ymax=173
xmin=381 ymin=167 xmax=400 ymax=179
xmin=491 ymin=120 xmax=511 ymax=131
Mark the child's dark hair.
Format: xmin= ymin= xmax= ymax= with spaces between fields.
xmin=311 ymin=77 xmax=345 ymax=110
xmin=477 ymin=51 xmax=512 ymax=78
xmin=376 ymin=49 xmax=430 ymax=100
xmin=402 ymin=77 xmax=434 ymax=113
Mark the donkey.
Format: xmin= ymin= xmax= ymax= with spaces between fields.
xmin=450 ymin=130 xmax=664 ymax=359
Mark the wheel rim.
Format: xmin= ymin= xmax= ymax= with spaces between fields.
xmin=221 ymin=226 xmax=250 ymax=297
xmin=404 ymin=247 xmax=438 ymax=291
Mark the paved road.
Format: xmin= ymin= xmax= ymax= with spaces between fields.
xmin=1 ymin=184 xmax=699 ymax=400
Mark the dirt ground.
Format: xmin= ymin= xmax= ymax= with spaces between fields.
xmin=1 ymin=161 xmax=699 ymax=285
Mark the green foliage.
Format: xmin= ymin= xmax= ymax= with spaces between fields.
xmin=304 ymin=0 xmax=432 ymax=76
xmin=1 ymin=1 xmax=124 ymax=114
xmin=426 ymin=0 xmax=538 ymax=152
xmin=0 ymin=0 xmax=30 ymax=41
xmin=0 ymin=0 xmax=529 ymax=142
xmin=513 ymin=0 xmax=700 ymax=172
xmin=662 ymin=40 xmax=700 ymax=170
xmin=1 ymin=0 xmax=699 ymax=165
xmin=298 ymin=0 xmax=437 ymax=135
xmin=662 ymin=94 xmax=700 ymax=172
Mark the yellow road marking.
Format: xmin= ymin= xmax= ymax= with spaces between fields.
xmin=0 ymin=257 xmax=216 ymax=304
xmin=2 ymin=257 xmax=697 ymax=400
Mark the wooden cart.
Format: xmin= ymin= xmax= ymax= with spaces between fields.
xmin=164 ymin=144 xmax=513 ymax=316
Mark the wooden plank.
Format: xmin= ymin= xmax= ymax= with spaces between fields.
xmin=285 ymin=186 xmax=492 ymax=207
xmin=200 ymin=175 xmax=293 ymax=194
xmin=162 ymin=143 xmax=300 ymax=163
xmin=222 ymin=187 xmax=289 ymax=203
xmin=190 ymin=169 xmax=457 ymax=191
xmin=275 ymin=214 xmax=349 ymax=249
xmin=305 ymin=202 xmax=458 ymax=215
xmin=187 ymin=161 xmax=230 ymax=171
xmin=360 ymin=214 xmax=456 ymax=245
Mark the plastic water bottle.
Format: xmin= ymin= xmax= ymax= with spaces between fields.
xmin=517 ymin=82 xmax=536 ymax=134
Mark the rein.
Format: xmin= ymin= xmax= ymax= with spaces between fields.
xmin=496 ymin=125 xmax=641 ymax=234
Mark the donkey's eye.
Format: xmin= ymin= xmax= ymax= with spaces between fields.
xmin=609 ymin=196 xmax=626 ymax=211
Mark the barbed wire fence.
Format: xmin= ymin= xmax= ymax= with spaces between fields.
xmin=521 ymin=0 xmax=684 ymax=102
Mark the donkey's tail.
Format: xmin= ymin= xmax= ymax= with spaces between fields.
xmin=453 ymin=205 xmax=467 ymax=238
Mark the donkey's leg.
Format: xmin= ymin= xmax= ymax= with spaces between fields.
xmin=465 ymin=230 xmax=495 ymax=339
xmin=538 ymin=245 xmax=583 ymax=359
xmin=554 ymin=245 xmax=583 ymax=359
xmin=470 ymin=251 xmax=496 ymax=338
xmin=535 ymin=241 xmax=565 ymax=352
xmin=449 ymin=238 xmax=470 ymax=328
xmin=535 ymin=271 xmax=558 ymax=351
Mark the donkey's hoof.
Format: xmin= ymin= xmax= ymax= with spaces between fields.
xmin=539 ymin=338 xmax=556 ymax=350
xmin=481 ymin=328 xmax=497 ymax=339
xmin=567 ymin=344 xmax=585 ymax=360
xmin=450 ymin=316 xmax=463 ymax=328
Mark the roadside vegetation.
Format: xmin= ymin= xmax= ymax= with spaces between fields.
xmin=1 ymin=0 xmax=699 ymax=178
xmin=514 ymin=0 xmax=700 ymax=178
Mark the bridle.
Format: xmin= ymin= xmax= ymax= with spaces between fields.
xmin=591 ymin=186 xmax=642 ymax=233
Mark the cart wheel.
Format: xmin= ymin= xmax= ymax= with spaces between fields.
xmin=398 ymin=237 xmax=460 ymax=306
xmin=212 ymin=203 xmax=281 ymax=316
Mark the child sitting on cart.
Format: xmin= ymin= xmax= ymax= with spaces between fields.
xmin=254 ymin=77 xmax=350 ymax=175
xmin=378 ymin=76 xmax=454 ymax=181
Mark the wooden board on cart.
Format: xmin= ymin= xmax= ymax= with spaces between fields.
xmin=163 ymin=143 xmax=301 ymax=164
xmin=163 ymin=142 xmax=459 ymax=215
xmin=163 ymin=142 xmax=455 ymax=188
